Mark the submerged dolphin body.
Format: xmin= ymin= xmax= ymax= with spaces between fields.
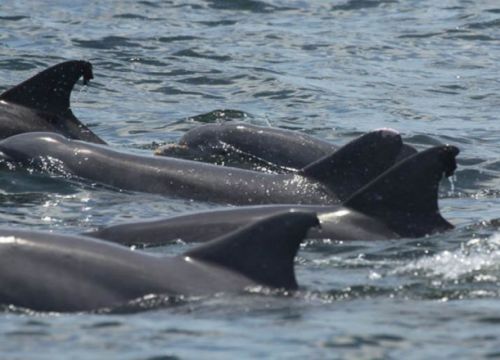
xmin=0 ymin=129 xmax=403 ymax=205
xmin=0 ymin=211 xmax=319 ymax=312
xmin=156 ymin=123 xmax=417 ymax=171
xmin=0 ymin=60 xmax=105 ymax=144
xmin=87 ymin=145 xmax=458 ymax=246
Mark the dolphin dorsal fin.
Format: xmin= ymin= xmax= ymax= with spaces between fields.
xmin=0 ymin=60 xmax=93 ymax=115
xmin=344 ymin=145 xmax=459 ymax=236
xmin=184 ymin=211 xmax=319 ymax=289
xmin=300 ymin=129 xmax=403 ymax=201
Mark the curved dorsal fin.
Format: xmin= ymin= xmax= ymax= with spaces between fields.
xmin=184 ymin=211 xmax=319 ymax=289
xmin=300 ymin=129 xmax=403 ymax=201
xmin=0 ymin=61 xmax=105 ymax=144
xmin=0 ymin=60 xmax=93 ymax=115
xmin=344 ymin=145 xmax=458 ymax=237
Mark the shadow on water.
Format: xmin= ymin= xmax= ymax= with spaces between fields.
xmin=204 ymin=0 xmax=294 ymax=13
xmin=332 ymin=0 xmax=397 ymax=11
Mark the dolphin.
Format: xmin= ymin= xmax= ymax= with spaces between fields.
xmin=0 ymin=211 xmax=319 ymax=312
xmin=0 ymin=129 xmax=404 ymax=205
xmin=87 ymin=145 xmax=458 ymax=246
xmin=0 ymin=60 xmax=105 ymax=144
xmin=155 ymin=122 xmax=417 ymax=171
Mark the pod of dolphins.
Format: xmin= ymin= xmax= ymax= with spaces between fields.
xmin=0 ymin=61 xmax=459 ymax=312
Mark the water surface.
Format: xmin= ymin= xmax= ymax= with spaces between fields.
xmin=1 ymin=0 xmax=500 ymax=358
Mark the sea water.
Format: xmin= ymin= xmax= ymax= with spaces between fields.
xmin=0 ymin=0 xmax=499 ymax=358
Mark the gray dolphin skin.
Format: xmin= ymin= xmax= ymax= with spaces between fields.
xmin=0 ymin=211 xmax=319 ymax=312
xmin=87 ymin=145 xmax=458 ymax=246
xmin=0 ymin=129 xmax=404 ymax=205
xmin=0 ymin=61 xmax=105 ymax=144
xmin=155 ymin=122 xmax=417 ymax=171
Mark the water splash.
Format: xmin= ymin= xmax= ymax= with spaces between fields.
xmin=263 ymin=113 xmax=272 ymax=127
xmin=448 ymin=174 xmax=456 ymax=195
xmin=395 ymin=233 xmax=500 ymax=281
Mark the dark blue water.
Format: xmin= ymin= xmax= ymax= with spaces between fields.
xmin=1 ymin=0 xmax=500 ymax=358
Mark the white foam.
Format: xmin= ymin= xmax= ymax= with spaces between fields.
xmin=395 ymin=233 xmax=500 ymax=280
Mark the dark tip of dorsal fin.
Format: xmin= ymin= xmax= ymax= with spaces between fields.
xmin=0 ymin=60 xmax=93 ymax=115
xmin=344 ymin=145 xmax=459 ymax=237
xmin=184 ymin=211 xmax=319 ymax=290
xmin=300 ymin=129 xmax=403 ymax=201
